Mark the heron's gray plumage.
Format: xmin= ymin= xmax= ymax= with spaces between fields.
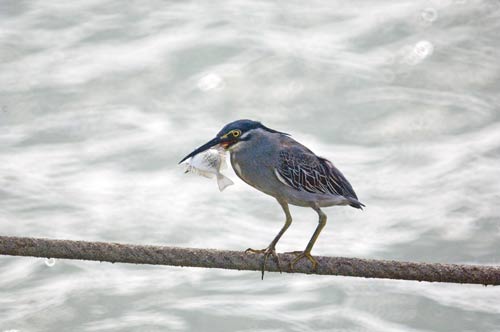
xmin=229 ymin=128 xmax=364 ymax=209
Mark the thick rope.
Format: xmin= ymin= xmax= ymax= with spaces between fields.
xmin=1 ymin=236 xmax=499 ymax=285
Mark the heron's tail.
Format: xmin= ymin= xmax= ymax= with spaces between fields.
xmin=216 ymin=173 xmax=234 ymax=192
xmin=348 ymin=198 xmax=365 ymax=210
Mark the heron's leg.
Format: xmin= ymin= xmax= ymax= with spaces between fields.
xmin=246 ymin=199 xmax=292 ymax=279
xmin=289 ymin=205 xmax=327 ymax=271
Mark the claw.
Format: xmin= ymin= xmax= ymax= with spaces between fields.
xmin=245 ymin=246 xmax=281 ymax=279
xmin=245 ymin=248 xmax=266 ymax=254
xmin=288 ymin=251 xmax=319 ymax=271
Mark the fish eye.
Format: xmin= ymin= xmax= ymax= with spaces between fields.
xmin=232 ymin=130 xmax=241 ymax=137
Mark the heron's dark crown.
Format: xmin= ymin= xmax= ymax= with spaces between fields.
xmin=217 ymin=119 xmax=288 ymax=136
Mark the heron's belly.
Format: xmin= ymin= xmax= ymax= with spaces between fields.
xmin=284 ymin=191 xmax=350 ymax=207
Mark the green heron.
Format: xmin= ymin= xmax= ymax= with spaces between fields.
xmin=180 ymin=119 xmax=364 ymax=278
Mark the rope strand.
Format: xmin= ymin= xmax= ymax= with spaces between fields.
xmin=1 ymin=235 xmax=499 ymax=285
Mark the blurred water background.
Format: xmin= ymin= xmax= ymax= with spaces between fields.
xmin=1 ymin=0 xmax=500 ymax=331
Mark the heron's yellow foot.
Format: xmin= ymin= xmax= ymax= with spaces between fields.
xmin=288 ymin=251 xmax=318 ymax=271
xmin=245 ymin=246 xmax=281 ymax=279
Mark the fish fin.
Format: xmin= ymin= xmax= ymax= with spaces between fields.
xmin=216 ymin=173 xmax=234 ymax=192
xmin=219 ymin=158 xmax=228 ymax=170
xmin=194 ymin=169 xmax=214 ymax=178
xmin=217 ymin=149 xmax=228 ymax=170
xmin=199 ymin=172 xmax=214 ymax=179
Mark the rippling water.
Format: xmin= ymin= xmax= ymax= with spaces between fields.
xmin=1 ymin=1 xmax=500 ymax=331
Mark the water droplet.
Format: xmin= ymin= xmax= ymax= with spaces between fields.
xmin=414 ymin=40 xmax=434 ymax=58
xmin=197 ymin=73 xmax=224 ymax=91
xmin=401 ymin=41 xmax=434 ymax=65
xmin=45 ymin=258 xmax=56 ymax=267
xmin=421 ymin=8 xmax=438 ymax=22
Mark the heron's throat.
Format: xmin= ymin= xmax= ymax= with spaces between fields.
xmin=226 ymin=139 xmax=248 ymax=152
xmin=220 ymin=140 xmax=238 ymax=150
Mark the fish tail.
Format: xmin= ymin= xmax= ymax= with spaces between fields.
xmin=216 ymin=173 xmax=234 ymax=192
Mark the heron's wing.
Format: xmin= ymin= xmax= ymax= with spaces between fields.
xmin=275 ymin=147 xmax=359 ymax=200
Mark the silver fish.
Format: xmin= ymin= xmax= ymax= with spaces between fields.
xmin=182 ymin=148 xmax=234 ymax=191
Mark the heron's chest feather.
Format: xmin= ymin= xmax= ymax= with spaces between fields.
xmin=233 ymin=160 xmax=243 ymax=177
xmin=230 ymin=152 xmax=258 ymax=184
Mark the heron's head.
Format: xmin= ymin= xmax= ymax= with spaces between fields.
xmin=179 ymin=119 xmax=287 ymax=163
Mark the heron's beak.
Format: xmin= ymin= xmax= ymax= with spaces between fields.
xmin=178 ymin=136 xmax=222 ymax=164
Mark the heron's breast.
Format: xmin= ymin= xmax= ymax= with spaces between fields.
xmin=232 ymin=159 xmax=243 ymax=178
xmin=231 ymin=151 xmax=280 ymax=197
xmin=231 ymin=155 xmax=255 ymax=184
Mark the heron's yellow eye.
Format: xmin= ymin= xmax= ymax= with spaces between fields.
xmin=232 ymin=130 xmax=241 ymax=137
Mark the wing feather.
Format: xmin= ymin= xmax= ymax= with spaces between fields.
xmin=276 ymin=149 xmax=359 ymax=201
